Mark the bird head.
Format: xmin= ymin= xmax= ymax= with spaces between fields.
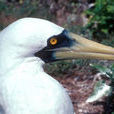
xmin=1 ymin=18 xmax=114 ymax=63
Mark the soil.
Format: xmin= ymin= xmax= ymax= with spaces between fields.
xmin=53 ymin=67 xmax=113 ymax=114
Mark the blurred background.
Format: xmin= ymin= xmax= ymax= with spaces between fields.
xmin=0 ymin=0 xmax=114 ymax=113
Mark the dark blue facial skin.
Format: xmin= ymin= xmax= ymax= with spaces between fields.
xmin=34 ymin=30 xmax=75 ymax=63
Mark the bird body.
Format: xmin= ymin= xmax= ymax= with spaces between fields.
xmin=0 ymin=57 xmax=73 ymax=114
xmin=0 ymin=18 xmax=74 ymax=114
xmin=0 ymin=18 xmax=114 ymax=114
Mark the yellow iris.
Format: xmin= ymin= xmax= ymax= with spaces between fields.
xmin=50 ymin=38 xmax=57 ymax=45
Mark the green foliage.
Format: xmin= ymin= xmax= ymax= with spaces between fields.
xmin=0 ymin=0 xmax=54 ymax=30
xmin=45 ymin=60 xmax=77 ymax=76
xmin=87 ymin=63 xmax=114 ymax=113
xmin=0 ymin=0 xmax=39 ymax=17
xmin=0 ymin=1 xmax=6 ymax=11
xmin=108 ymin=64 xmax=114 ymax=80
xmin=91 ymin=63 xmax=114 ymax=80
xmin=102 ymin=38 xmax=114 ymax=47
xmin=44 ymin=58 xmax=91 ymax=76
xmin=0 ymin=1 xmax=12 ymax=15
xmin=85 ymin=0 xmax=114 ymax=40
xmin=0 ymin=0 xmax=53 ymax=19
xmin=90 ymin=63 xmax=112 ymax=77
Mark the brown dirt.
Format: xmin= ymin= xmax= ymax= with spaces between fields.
xmin=54 ymin=68 xmax=107 ymax=114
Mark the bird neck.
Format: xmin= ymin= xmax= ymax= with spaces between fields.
xmin=0 ymin=36 xmax=45 ymax=76
xmin=0 ymin=48 xmax=44 ymax=76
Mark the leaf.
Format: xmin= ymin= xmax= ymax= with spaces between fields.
xmin=90 ymin=64 xmax=112 ymax=78
xmin=86 ymin=81 xmax=112 ymax=103
xmin=110 ymin=64 xmax=114 ymax=79
xmin=101 ymin=29 xmax=108 ymax=34
xmin=107 ymin=5 xmax=114 ymax=13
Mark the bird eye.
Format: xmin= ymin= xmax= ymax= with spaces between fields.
xmin=50 ymin=38 xmax=58 ymax=45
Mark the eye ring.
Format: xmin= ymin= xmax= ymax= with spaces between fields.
xmin=50 ymin=38 xmax=58 ymax=45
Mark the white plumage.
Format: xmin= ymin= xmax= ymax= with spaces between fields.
xmin=0 ymin=17 xmax=114 ymax=114
xmin=0 ymin=18 xmax=74 ymax=114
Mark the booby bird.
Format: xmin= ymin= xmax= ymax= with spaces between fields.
xmin=0 ymin=18 xmax=114 ymax=114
